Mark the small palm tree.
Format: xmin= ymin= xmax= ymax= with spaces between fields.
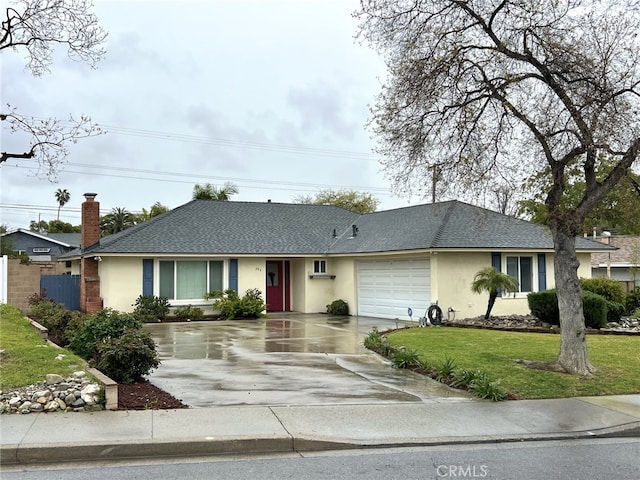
xmin=471 ymin=266 xmax=519 ymax=319
xmin=54 ymin=188 xmax=70 ymax=220
xmin=192 ymin=182 xmax=239 ymax=201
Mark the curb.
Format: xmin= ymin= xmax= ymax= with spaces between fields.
xmin=3 ymin=421 xmax=639 ymax=466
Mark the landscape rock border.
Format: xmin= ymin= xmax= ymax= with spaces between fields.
xmin=442 ymin=314 xmax=640 ymax=335
xmin=0 ymin=371 xmax=103 ymax=414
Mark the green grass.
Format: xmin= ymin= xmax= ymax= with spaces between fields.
xmin=386 ymin=327 xmax=640 ymax=399
xmin=0 ymin=304 xmax=86 ymax=390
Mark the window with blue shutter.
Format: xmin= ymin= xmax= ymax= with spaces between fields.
xmin=229 ymin=259 xmax=238 ymax=293
xmin=538 ymin=253 xmax=547 ymax=291
xmin=491 ymin=252 xmax=502 ymax=296
xmin=142 ymin=259 xmax=154 ymax=296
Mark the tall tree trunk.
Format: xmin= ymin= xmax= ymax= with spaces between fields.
xmin=551 ymin=227 xmax=596 ymax=376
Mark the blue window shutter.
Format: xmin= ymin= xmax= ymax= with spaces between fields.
xmin=142 ymin=259 xmax=154 ymax=296
xmin=491 ymin=252 xmax=502 ymax=297
xmin=538 ymin=254 xmax=547 ymax=291
xmin=491 ymin=253 xmax=501 ymax=271
xmin=229 ymin=259 xmax=238 ymax=293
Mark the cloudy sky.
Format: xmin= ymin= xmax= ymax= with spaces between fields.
xmin=0 ymin=0 xmax=431 ymax=230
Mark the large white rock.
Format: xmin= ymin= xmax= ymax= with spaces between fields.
xmin=80 ymin=384 xmax=101 ymax=404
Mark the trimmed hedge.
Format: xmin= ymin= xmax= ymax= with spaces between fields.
xmin=580 ymin=277 xmax=626 ymax=305
xmin=582 ymin=291 xmax=608 ymax=329
xmin=528 ymin=289 xmax=608 ymax=329
xmin=527 ymin=290 xmax=559 ymax=325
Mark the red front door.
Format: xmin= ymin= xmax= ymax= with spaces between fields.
xmin=266 ymin=261 xmax=289 ymax=312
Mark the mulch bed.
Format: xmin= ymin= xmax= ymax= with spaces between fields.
xmin=117 ymin=380 xmax=189 ymax=410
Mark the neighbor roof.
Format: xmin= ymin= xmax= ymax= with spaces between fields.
xmin=66 ymin=199 xmax=614 ymax=257
xmin=2 ymin=229 xmax=80 ymax=248
xmin=591 ymin=236 xmax=640 ymax=267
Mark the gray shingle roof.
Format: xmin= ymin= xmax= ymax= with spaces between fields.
xmin=86 ymin=200 xmax=359 ymax=255
xmin=78 ymin=199 xmax=613 ymax=256
xmin=44 ymin=233 xmax=81 ymax=247
xmin=328 ymin=201 xmax=612 ymax=253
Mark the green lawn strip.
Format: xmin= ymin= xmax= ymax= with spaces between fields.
xmin=386 ymin=327 xmax=640 ymax=399
xmin=0 ymin=304 xmax=86 ymax=391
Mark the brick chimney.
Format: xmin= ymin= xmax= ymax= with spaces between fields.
xmin=80 ymin=193 xmax=103 ymax=313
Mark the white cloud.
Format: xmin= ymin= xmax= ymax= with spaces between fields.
xmin=0 ymin=0 xmax=413 ymax=229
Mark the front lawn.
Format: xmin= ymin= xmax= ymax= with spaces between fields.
xmin=385 ymin=327 xmax=640 ymax=399
xmin=0 ymin=304 xmax=86 ymax=391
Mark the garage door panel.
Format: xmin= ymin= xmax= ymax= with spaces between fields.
xmin=357 ymin=259 xmax=431 ymax=320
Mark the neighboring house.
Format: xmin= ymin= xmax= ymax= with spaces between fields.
xmin=591 ymin=235 xmax=640 ymax=291
xmin=1 ymin=228 xmax=80 ymax=266
xmin=63 ymin=193 xmax=613 ymax=320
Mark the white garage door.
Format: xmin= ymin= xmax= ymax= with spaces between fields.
xmin=357 ymin=258 xmax=431 ymax=320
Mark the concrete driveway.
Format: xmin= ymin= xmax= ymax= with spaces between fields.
xmin=144 ymin=314 xmax=473 ymax=408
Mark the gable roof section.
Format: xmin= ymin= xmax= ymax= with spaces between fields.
xmin=2 ymin=229 xmax=80 ymax=248
xmin=72 ymin=199 xmax=614 ymax=257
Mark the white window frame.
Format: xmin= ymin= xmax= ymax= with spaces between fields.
xmin=504 ymin=255 xmax=537 ymax=296
xmin=157 ymin=259 xmax=227 ymax=304
xmin=313 ymin=259 xmax=327 ymax=274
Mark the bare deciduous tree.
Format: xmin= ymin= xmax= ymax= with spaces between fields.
xmin=0 ymin=0 xmax=107 ymax=177
xmin=356 ymin=0 xmax=640 ymax=375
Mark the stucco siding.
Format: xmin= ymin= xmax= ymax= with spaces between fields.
xmin=237 ymin=258 xmax=266 ymax=296
xmin=304 ymin=258 xmax=334 ymax=313
xmin=435 ymin=251 xmax=532 ymax=319
xmin=576 ymin=252 xmax=593 ymax=280
xmin=100 ymin=257 xmax=143 ymax=312
xmin=290 ymin=258 xmax=306 ymax=312
xmin=92 ymin=250 xmax=597 ymax=318
xmin=331 ymin=258 xmax=356 ymax=314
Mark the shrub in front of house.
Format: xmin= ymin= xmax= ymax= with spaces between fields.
xmin=206 ymin=288 xmax=266 ymax=319
xmin=96 ymin=328 xmax=160 ymax=384
xmin=69 ymin=309 xmax=143 ymax=360
xmin=27 ymin=292 xmax=85 ymax=346
xmin=582 ymin=291 xmax=608 ymax=329
xmin=326 ymin=299 xmax=349 ymax=316
xmin=39 ymin=306 xmax=84 ymax=347
xmin=174 ymin=305 xmax=204 ymax=320
xmin=580 ymin=277 xmax=626 ymax=305
xmin=528 ymin=289 xmax=609 ymax=328
xmin=28 ymin=291 xmax=57 ymax=319
xmin=604 ymin=300 xmax=625 ymax=324
xmin=625 ymin=287 xmax=640 ymax=316
xmin=132 ymin=295 xmax=170 ymax=322
xmin=527 ymin=290 xmax=560 ymax=325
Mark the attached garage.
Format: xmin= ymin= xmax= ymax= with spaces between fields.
xmin=356 ymin=258 xmax=431 ymax=320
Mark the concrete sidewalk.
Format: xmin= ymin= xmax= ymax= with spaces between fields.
xmin=2 ymin=395 xmax=639 ymax=465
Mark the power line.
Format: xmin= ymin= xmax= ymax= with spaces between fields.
xmin=29 ymin=118 xmax=380 ymax=161
xmin=4 ymin=160 xmax=394 ymax=195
